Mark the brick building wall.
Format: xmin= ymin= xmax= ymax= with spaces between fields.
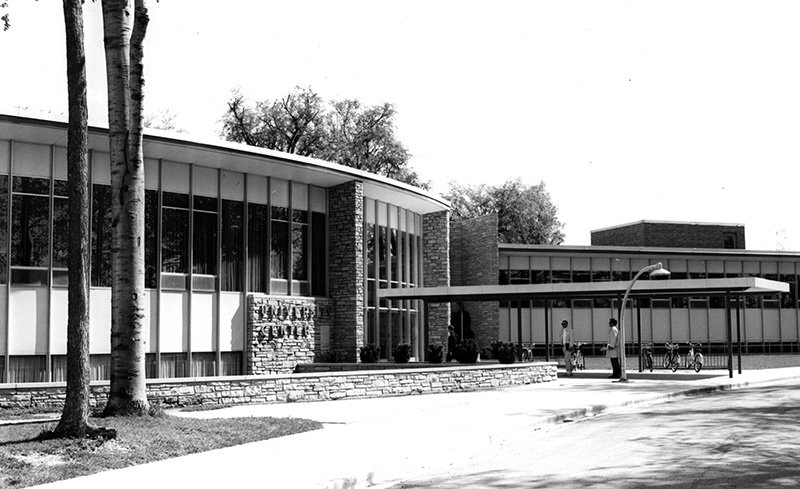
xmin=450 ymin=214 xmax=500 ymax=349
xmin=423 ymin=210 xmax=451 ymax=358
xmin=591 ymin=221 xmax=745 ymax=249
xmin=328 ymin=181 xmax=365 ymax=362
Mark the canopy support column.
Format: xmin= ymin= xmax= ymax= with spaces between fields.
xmin=725 ymin=293 xmax=733 ymax=378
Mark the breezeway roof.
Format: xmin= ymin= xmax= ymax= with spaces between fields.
xmin=378 ymin=277 xmax=789 ymax=303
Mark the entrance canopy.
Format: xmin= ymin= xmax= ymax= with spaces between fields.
xmin=378 ymin=277 xmax=789 ymax=303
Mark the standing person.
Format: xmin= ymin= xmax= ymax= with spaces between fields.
xmin=446 ymin=326 xmax=459 ymax=362
xmin=602 ymin=318 xmax=621 ymax=379
xmin=561 ymin=319 xmax=575 ymax=376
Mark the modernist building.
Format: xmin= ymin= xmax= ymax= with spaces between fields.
xmin=2 ymin=114 xmax=797 ymax=385
xmin=491 ymin=220 xmax=799 ymax=356
xmin=0 ymin=114 xmax=450 ymax=383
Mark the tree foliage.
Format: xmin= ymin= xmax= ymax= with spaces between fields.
xmin=444 ymin=178 xmax=565 ymax=245
xmin=221 ymin=87 xmax=428 ymax=189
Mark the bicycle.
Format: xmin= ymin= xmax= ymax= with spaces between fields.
xmin=685 ymin=342 xmax=704 ymax=373
xmin=663 ymin=342 xmax=680 ymax=372
xmin=517 ymin=343 xmax=535 ymax=362
xmin=570 ymin=342 xmax=586 ymax=371
xmin=640 ymin=342 xmax=654 ymax=372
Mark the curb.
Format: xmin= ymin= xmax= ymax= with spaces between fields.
xmin=543 ymin=371 xmax=800 ymax=425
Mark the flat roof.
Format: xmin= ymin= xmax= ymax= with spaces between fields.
xmin=498 ymin=243 xmax=800 ymax=258
xmin=378 ymin=277 xmax=789 ymax=302
xmin=591 ymin=219 xmax=744 ymax=234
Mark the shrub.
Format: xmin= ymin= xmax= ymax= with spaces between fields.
xmin=491 ymin=341 xmax=517 ymax=364
xmin=427 ymin=344 xmax=443 ymax=363
xmin=322 ymin=349 xmax=347 ymax=363
xmin=392 ymin=343 xmax=412 ymax=363
xmin=359 ymin=343 xmax=381 ymax=363
xmin=454 ymin=338 xmax=480 ymax=364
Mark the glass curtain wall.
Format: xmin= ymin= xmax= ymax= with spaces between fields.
xmin=364 ymin=198 xmax=421 ymax=360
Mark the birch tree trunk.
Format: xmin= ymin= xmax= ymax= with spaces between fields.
xmin=101 ymin=0 xmax=150 ymax=416
xmin=53 ymin=0 xmax=91 ymax=437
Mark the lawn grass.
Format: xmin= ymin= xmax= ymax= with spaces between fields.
xmin=0 ymin=411 xmax=323 ymax=487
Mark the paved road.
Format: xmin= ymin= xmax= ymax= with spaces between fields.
xmin=393 ymin=377 xmax=800 ymax=488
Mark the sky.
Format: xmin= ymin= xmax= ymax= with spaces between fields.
xmin=1 ymin=0 xmax=800 ymax=251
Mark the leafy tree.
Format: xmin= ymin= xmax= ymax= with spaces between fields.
xmin=221 ymin=87 xmax=428 ymax=189
xmin=101 ymin=0 xmax=150 ymax=416
xmin=144 ymin=109 xmax=185 ymax=133
xmin=444 ymin=178 xmax=565 ymax=245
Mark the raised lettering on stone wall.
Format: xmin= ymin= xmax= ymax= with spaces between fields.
xmin=255 ymin=299 xmax=330 ymax=343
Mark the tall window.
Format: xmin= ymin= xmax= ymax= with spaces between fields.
xmin=11 ymin=176 xmax=50 ymax=285
xmin=291 ymin=209 xmax=308 ymax=281
xmin=270 ymin=206 xmax=289 ymax=280
xmin=91 ymin=184 xmax=112 ymax=287
xmin=0 ymin=174 xmax=7 ymax=284
xmin=161 ymin=192 xmax=189 ymax=274
xmin=144 ymin=190 xmax=158 ymax=288
xmin=192 ymin=195 xmax=217 ymax=276
xmin=247 ymin=202 xmax=268 ymax=292
xmin=221 ymin=199 xmax=243 ymax=291
xmin=311 ymin=211 xmax=326 ymax=296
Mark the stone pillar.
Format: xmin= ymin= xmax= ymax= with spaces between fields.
xmin=328 ymin=181 xmax=364 ymax=362
xmin=449 ymin=214 xmax=500 ymax=350
xmin=423 ymin=210 xmax=451 ymax=358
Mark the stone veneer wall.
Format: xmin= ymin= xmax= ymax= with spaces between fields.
xmin=0 ymin=363 xmax=557 ymax=409
xmin=422 ymin=210 xmax=451 ymax=358
xmin=450 ymin=214 xmax=500 ymax=350
xmin=246 ymin=295 xmax=334 ymax=375
xmin=328 ymin=181 xmax=365 ymax=362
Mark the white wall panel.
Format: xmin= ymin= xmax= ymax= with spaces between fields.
xmin=144 ymin=158 xmax=159 ymax=190
xmin=12 ymin=142 xmax=50 ymax=177
xmin=144 ymin=290 xmax=157 ymax=353
xmin=689 ymin=309 xmax=709 ymax=342
xmin=530 ymin=308 xmax=546 ymax=342
xmin=90 ymin=288 xmax=112 ymax=353
xmin=50 ymin=288 xmax=68 ymax=355
xmin=0 ymin=139 xmax=9 ymax=173
xmin=744 ymin=310 xmax=762 ymax=341
xmin=499 ymin=307 xmax=510 ymax=341
xmin=219 ymin=293 xmax=243 ymax=351
xmin=709 ymin=310 xmax=727 ymax=342
xmin=92 ymin=151 xmax=111 ymax=184
xmin=54 ymin=146 xmax=67 ymax=180
xmin=221 ymin=171 xmax=244 ymax=201
xmin=193 ymin=165 xmax=218 ymax=197
xmin=592 ymin=309 xmax=610 ymax=345
xmin=292 ymin=182 xmax=308 ymax=210
xmin=310 ymin=186 xmax=326 ymax=213
xmin=162 ymin=160 xmax=190 ymax=194
xmin=271 ymin=178 xmax=289 ymax=208
xmin=191 ymin=292 xmax=216 ymax=352
xmin=509 ymin=256 xmax=528 ymax=270
xmin=780 ymin=310 xmax=798 ymax=341
xmin=671 ymin=309 xmax=689 ymax=340
xmin=247 ymin=175 xmax=267 ymax=204
xmin=571 ymin=309 xmax=592 ymax=344
xmin=9 ymin=288 xmax=48 ymax=354
xmin=763 ymin=309 xmax=780 ymax=340
xmin=651 ymin=310 xmax=671 ymax=342
xmin=160 ymin=291 xmax=188 ymax=352
xmin=639 ymin=310 xmax=653 ymax=343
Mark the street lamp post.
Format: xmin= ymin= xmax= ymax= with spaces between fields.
xmin=618 ymin=262 xmax=670 ymax=382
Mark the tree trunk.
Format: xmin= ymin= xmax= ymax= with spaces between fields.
xmin=53 ymin=0 xmax=92 ymax=437
xmin=101 ymin=0 xmax=149 ymax=416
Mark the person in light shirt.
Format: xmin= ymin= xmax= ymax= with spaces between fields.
xmin=561 ymin=319 xmax=575 ymax=376
xmin=601 ymin=318 xmax=621 ymax=379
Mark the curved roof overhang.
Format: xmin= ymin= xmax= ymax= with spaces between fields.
xmin=0 ymin=114 xmax=449 ymax=215
xmin=378 ymin=277 xmax=789 ymax=303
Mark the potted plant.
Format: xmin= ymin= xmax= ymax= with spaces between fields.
xmin=491 ymin=341 xmax=517 ymax=364
xmin=359 ymin=343 xmax=381 ymax=363
xmin=392 ymin=343 xmax=412 ymax=363
xmin=427 ymin=344 xmax=443 ymax=363
xmin=454 ymin=338 xmax=480 ymax=364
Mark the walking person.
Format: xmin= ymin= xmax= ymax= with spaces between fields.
xmin=561 ymin=319 xmax=575 ymax=376
xmin=602 ymin=318 xmax=621 ymax=379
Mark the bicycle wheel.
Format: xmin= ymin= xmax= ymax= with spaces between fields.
xmin=694 ymin=354 xmax=702 ymax=373
xmin=662 ymin=354 xmax=670 ymax=369
xmin=577 ymin=353 xmax=585 ymax=370
xmin=645 ymin=355 xmax=653 ymax=372
xmin=670 ymin=356 xmax=679 ymax=372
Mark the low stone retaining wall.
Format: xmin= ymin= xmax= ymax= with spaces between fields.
xmin=0 ymin=362 xmax=557 ymax=410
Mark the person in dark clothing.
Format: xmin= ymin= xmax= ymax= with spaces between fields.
xmin=446 ymin=325 xmax=459 ymax=362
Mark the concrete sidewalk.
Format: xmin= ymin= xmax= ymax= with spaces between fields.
xmin=37 ymin=366 xmax=800 ymax=489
